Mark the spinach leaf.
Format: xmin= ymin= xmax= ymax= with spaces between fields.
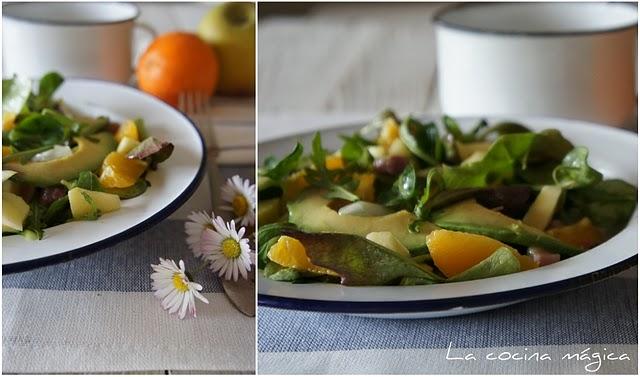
xmin=20 ymin=202 xmax=47 ymax=240
xmin=44 ymin=195 xmax=71 ymax=226
xmin=399 ymin=117 xmax=443 ymax=165
xmin=76 ymin=171 xmax=103 ymax=191
xmin=261 ymin=142 xmax=304 ymax=182
xmin=552 ymin=147 xmax=602 ymax=189
xmin=8 ymin=113 xmax=69 ymax=150
xmin=563 ymin=179 xmax=637 ymax=235
xmin=527 ymin=129 xmax=574 ymax=163
xmin=448 ymin=247 xmax=521 ymax=282
xmin=28 ymin=72 xmax=64 ymax=111
xmin=442 ymin=133 xmax=536 ymax=189
xmin=340 ymin=133 xmax=372 ymax=168
xmin=477 ymin=121 xmax=531 ymax=140
xmin=104 ymin=179 xmax=149 ymax=199
xmin=282 ymin=229 xmax=444 ymax=286
xmin=414 ymin=168 xmax=445 ymax=219
xmin=2 ymin=76 xmax=32 ymax=114
xmin=379 ymin=164 xmax=418 ymax=207
xmin=442 ymin=116 xmax=488 ymax=143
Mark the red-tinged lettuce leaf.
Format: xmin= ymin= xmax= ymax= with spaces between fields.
xmin=281 ymin=229 xmax=444 ymax=286
xmin=128 ymin=137 xmax=174 ymax=164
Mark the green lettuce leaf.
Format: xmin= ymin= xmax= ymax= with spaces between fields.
xmin=442 ymin=133 xmax=537 ymax=189
xmin=448 ymin=247 xmax=521 ymax=282
xmin=552 ymin=147 xmax=602 ymax=189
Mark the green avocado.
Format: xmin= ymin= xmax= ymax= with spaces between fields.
xmin=432 ymin=199 xmax=581 ymax=257
xmin=4 ymin=132 xmax=116 ymax=187
xmin=287 ymin=190 xmax=438 ymax=250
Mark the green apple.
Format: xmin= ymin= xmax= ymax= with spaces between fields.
xmin=197 ymin=2 xmax=255 ymax=96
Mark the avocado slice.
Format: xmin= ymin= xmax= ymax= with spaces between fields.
xmin=4 ymin=132 xmax=116 ymax=187
xmin=432 ymin=199 xmax=581 ymax=257
xmin=287 ymin=189 xmax=438 ymax=250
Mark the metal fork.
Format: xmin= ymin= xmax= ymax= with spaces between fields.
xmin=178 ymin=91 xmax=255 ymax=151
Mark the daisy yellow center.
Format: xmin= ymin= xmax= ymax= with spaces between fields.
xmin=232 ymin=194 xmax=248 ymax=217
xmin=172 ymin=273 xmax=189 ymax=293
xmin=221 ymin=238 xmax=241 ymax=259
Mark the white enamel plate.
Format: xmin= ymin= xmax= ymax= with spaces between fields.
xmin=3 ymin=79 xmax=206 ymax=271
xmin=258 ymin=116 xmax=638 ymax=318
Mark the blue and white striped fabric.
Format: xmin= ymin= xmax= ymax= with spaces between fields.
xmin=3 ymin=219 xmax=255 ymax=374
xmin=258 ymin=267 xmax=637 ymax=374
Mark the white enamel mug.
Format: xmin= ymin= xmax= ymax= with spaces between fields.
xmin=2 ymin=2 xmax=154 ymax=83
xmin=434 ymin=2 xmax=638 ymax=127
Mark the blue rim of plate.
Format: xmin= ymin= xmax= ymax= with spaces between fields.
xmin=3 ymin=78 xmax=207 ymax=274
xmin=258 ymin=255 xmax=637 ymax=314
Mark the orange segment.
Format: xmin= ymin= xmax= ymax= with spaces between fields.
xmin=547 ymin=218 xmax=604 ymax=249
xmin=115 ymin=120 xmax=139 ymax=143
xmin=99 ymin=152 xmax=147 ymax=188
xmin=427 ymin=229 xmax=518 ymax=278
xmin=267 ymin=235 xmax=337 ymax=276
xmin=325 ymin=155 xmax=344 ymax=170
xmin=355 ymin=173 xmax=375 ymax=202
xmin=378 ymin=118 xmax=400 ymax=148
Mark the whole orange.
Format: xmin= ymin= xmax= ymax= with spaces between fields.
xmin=136 ymin=32 xmax=219 ymax=107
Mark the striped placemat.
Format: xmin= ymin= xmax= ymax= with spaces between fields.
xmin=258 ymin=268 xmax=638 ymax=374
xmin=3 ymin=220 xmax=255 ymax=374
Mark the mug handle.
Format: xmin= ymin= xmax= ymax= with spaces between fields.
xmin=129 ymin=22 xmax=158 ymax=85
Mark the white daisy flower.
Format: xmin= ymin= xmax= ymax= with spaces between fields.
xmin=184 ymin=211 xmax=214 ymax=257
xmin=201 ymin=216 xmax=252 ymax=281
xmin=220 ymin=175 xmax=256 ymax=227
xmin=150 ymin=258 xmax=209 ymax=319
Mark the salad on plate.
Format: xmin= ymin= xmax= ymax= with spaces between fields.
xmin=2 ymin=72 xmax=174 ymax=240
xmin=257 ymin=110 xmax=637 ymax=286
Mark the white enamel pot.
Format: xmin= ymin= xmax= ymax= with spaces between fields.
xmin=434 ymin=2 xmax=638 ymax=127
xmin=2 ymin=2 xmax=154 ymax=84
